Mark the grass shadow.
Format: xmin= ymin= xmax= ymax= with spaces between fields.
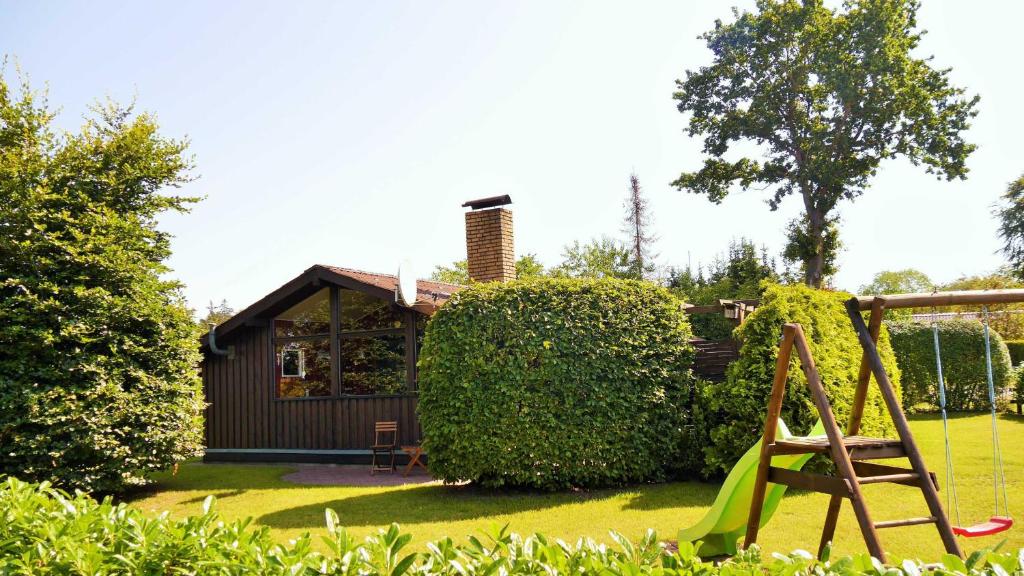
xmin=619 ymin=480 xmax=718 ymax=512
xmin=180 ymin=489 xmax=248 ymax=504
xmin=121 ymin=463 xmax=300 ymax=504
xmin=258 ymin=480 xmax=717 ymax=529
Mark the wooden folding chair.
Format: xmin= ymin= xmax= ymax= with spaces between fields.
xmin=371 ymin=421 xmax=398 ymax=475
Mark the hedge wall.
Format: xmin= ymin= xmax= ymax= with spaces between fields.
xmin=887 ymin=319 xmax=1013 ymax=411
xmin=1004 ymin=340 xmax=1024 ymax=366
xmin=702 ymin=284 xmax=901 ymax=476
xmin=417 ymin=278 xmax=700 ymax=490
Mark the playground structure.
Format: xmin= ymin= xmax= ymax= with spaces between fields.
xmin=679 ymin=289 xmax=1020 ymax=563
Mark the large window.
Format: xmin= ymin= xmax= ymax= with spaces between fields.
xmin=275 ymin=288 xmax=330 ymax=338
xmin=275 ymin=288 xmax=331 ymax=398
xmin=339 ymin=289 xmax=407 ymax=395
xmin=340 ymin=289 xmax=404 ymax=331
xmin=339 ymin=335 xmax=406 ymax=395
xmin=275 ymin=339 xmax=331 ymax=397
xmin=273 ymin=286 xmax=415 ymax=398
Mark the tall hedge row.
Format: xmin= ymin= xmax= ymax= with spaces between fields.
xmin=887 ymin=319 xmax=1013 ymax=411
xmin=702 ymin=284 xmax=901 ymax=476
xmin=417 ymin=278 xmax=700 ymax=490
xmin=1004 ymin=340 xmax=1024 ymax=366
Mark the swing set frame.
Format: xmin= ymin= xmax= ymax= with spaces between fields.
xmin=744 ymin=289 xmax=1023 ymax=563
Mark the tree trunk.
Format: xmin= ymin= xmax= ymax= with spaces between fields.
xmin=804 ymin=208 xmax=826 ymax=288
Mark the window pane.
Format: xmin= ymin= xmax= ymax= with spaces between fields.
xmin=340 ymin=335 xmax=406 ymax=395
xmin=275 ymin=288 xmax=330 ymax=338
xmin=276 ymin=339 xmax=331 ymax=398
xmin=340 ymin=289 xmax=403 ymax=332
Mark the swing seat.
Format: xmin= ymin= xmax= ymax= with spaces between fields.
xmin=952 ymin=516 xmax=1013 ymax=537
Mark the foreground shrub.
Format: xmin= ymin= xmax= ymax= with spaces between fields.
xmin=887 ymin=320 xmax=1013 ymax=411
xmin=418 ymin=278 xmax=700 ymax=489
xmin=0 ymin=75 xmax=204 ymax=492
xmin=0 ymin=477 xmax=1022 ymax=576
xmin=703 ymin=284 xmax=901 ymax=476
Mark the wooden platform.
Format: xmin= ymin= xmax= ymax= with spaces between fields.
xmin=772 ymin=436 xmax=905 ymax=459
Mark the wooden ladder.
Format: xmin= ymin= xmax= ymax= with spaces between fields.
xmin=743 ymin=298 xmax=962 ymax=563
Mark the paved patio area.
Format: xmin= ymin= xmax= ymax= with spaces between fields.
xmin=282 ymin=464 xmax=438 ymax=487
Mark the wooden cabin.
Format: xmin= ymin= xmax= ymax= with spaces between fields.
xmin=200 ymin=195 xmax=515 ymax=463
xmin=200 ymin=264 xmax=462 ymax=463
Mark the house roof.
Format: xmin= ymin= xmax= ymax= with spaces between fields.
xmin=201 ymin=264 xmax=463 ymax=350
xmin=318 ymin=266 xmax=463 ymax=304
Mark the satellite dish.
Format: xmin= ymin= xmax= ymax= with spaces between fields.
xmin=397 ymin=259 xmax=418 ymax=307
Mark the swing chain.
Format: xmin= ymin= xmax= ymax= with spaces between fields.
xmin=931 ymin=310 xmax=960 ymax=526
xmin=981 ymin=306 xmax=1011 ymax=519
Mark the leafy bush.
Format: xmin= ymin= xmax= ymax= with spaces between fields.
xmin=703 ymin=284 xmax=901 ymax=476
xmin=1013 ymin=364 xmax=1024 ymax=405
xmin=417 ymin=278 xmax=701 ymax=489
xmin=0 ymin=75 xmax=204 ymax=492
xmin=0 ymin=477 xmax=1022 ymax=576
xmin=1004 ymin=340 xmax=1024 ymax=365
xmin=887 ymin=320 xmax=1013 ymax=411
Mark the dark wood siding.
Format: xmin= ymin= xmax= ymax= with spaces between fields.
xmin=203 ymin=324 xmax=421 ymax=454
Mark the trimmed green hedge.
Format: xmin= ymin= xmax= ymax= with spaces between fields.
xmin=2 ymin=476 xmax=1022 ymax=575
xmin=703 ymin=284 xmax=901 ymax=476
xmin=417 ymin=278 xmax=701 ymax=489
xmin=887 ymin=320 xmax=1012 ymax=411
xmin=1004 ymin=340 xmax=1024 ymax=365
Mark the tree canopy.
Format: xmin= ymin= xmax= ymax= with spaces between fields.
xmin=858 ymin=269 xmax=933 ymax=296
xmin=673 ymin=0 xmax=978 ymax=287
xmin=431 ymin=254 xmax=547 ymax=284
xmin=940 ymin=273 xmax=1024 ymax=340
xmin=0 ymin=71 xmax=204 ymax=492
xmin=668 ymin=238 xmax=783 ymax=339
xmin=996 ymin=173 xmax=1024 ymax=278
xmin=551 ymin=237 xmax=635 ymax=280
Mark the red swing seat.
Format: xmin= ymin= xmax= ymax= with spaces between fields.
xmin=952 ymin=516 xmax=1013 ymax=537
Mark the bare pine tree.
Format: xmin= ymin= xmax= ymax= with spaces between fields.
xmin=621 ymin=173 xmax=657 ymax=279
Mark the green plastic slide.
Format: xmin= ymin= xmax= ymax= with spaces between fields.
xmin=677 ymin=419 xmax=826 ymax=557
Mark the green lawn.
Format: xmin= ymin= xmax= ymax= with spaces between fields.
xmin=128 ymin=413 xmax=1024 ymax=561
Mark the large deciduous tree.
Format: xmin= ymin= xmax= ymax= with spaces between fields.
xmin=0 ymin=71 xmax=204 ymax=492
xmin=673 ymin=0 xmax=979 ymax=287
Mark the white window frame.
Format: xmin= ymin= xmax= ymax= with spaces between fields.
xmin=280 ymin=347 xmax=305 ymax=378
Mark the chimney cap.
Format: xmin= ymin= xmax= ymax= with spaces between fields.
xmin=462 ymin=195 xmax=512 ymax=210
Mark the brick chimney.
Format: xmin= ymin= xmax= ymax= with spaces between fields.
xmin=463 ymin=195 xmax=515 ymax=283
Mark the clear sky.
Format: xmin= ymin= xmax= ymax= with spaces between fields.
xmin=3 ymin=1 xmax=1023 ymax=313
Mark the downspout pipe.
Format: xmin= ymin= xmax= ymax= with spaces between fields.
xmin=208 ymin=324 xmax=234 ymax=358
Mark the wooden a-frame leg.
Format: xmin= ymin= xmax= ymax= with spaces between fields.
xmin=818 ymin=495 xmax=843 ymax=559
xmin=846 ymin=299 xmax=962 ymax=559
xmin=820 ymin=299 xmax=884 ymax=559
xmin=791 ymin=324 xmax=886 ymax=562
xmin=745 ymin=326 xmax=797 ymax=550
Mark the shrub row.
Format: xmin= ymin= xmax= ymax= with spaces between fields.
xmin=419 ymin=281 xmax=908 ymax=483
xmin=887 ymin=320 xmax=1013 ymax=411
xmin=417 ymin=278 xmax=702 ymax=489
xmin=0 ymin=477 xmax=1021 ymax=575
xmin=701 ymin=284 xmax=901 ymax=476
xmin=1005 ymin=340 xmax=1024 ymax=366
